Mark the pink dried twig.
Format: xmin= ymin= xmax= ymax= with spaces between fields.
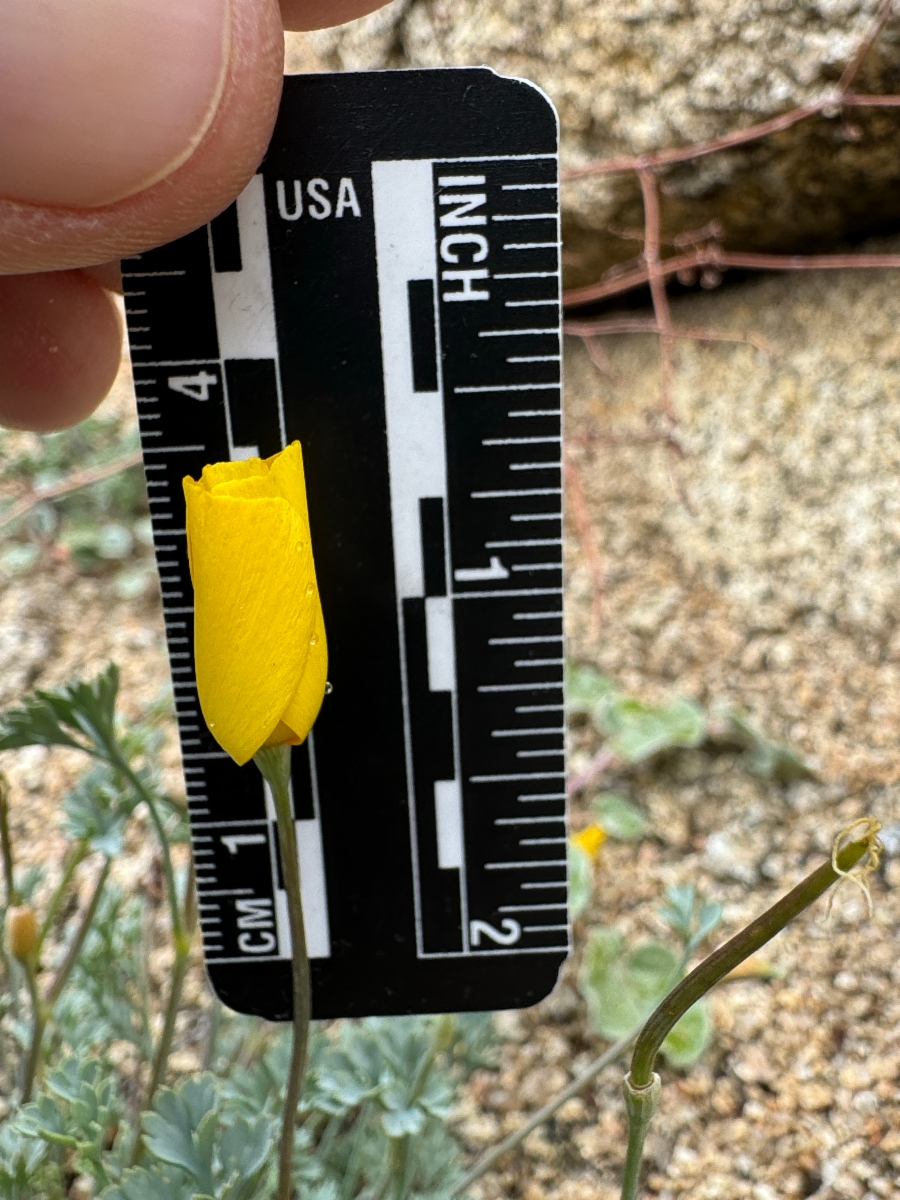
xmin=565 ymin=316 xmax=771 ymax=353
xmin=563 ymin=248 xmax=900 ymax=308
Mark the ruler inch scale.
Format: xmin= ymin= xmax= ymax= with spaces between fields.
xmin=125 ymin=69 xmax=568 ymax=1020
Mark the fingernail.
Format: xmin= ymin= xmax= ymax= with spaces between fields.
xmin=0 ymin=0 xmax=230 ymax=208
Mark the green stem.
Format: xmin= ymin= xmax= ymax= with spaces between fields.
xmin=629 ymin=833 xmax=873 ymax=1089
xmin=255 ymin=745 xmax=310 ymax=1200
xmin=44 ymin=857 xmax=111 ymax=1008
xmin=21 ymin=958 xmax=45 ymax=1103
xmin=132 ymin=860 xmax=197 ymax=1164
xmin=36 ymin=840 xmax=89 ymax=957
xmin=619 ymin=830 xmax=877 ymax=1200
xmin=0 ymin=776 xmax=19 ymax=907
xmin=111 ymin=757 xmax=184 ymax=945
xmin=203 ymin=998 xmax=223 ymax=1071
xmin=620 ymin=1075 xmax=661 ymax=1200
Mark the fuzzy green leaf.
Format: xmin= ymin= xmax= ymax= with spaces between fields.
xmin=592 ymin=793 xmax=647 ymax=840
xmin=600 ymin=696 xmax=706 ymax=763
xmin=579 ymin=929 xmax=679 ymax=1040
xmin=568 ymin=843 xmax=594 ymax=919
xmin=566 ymin=664 xmax=618 ymax=715
xmin=661 ymin=1000 xmax=713 ymax=1067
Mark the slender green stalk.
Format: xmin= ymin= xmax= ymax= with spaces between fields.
xmin=36 ymin=840 xmax=89 ymax=956
xmin=203 ymin=997 xmax=223 ymax=1071
xmin=132 ymin=861 xmax=198 ymax=1164
xmin=620 ymin=1075 xmax=661 ymax=1200
xmin=144 ymin=941 xmax=191 ymax=1104
xmin=629 ymin=832 xmax=874 ymax=1089
xmin=44 ymin=857 xmax=112 ymax=1008
xmin=0 ymin=776 xmax=17 ymax=908
xmin=255 ymin=744 xmax=310 ymax=1200
xmin=20 ymin=957 xmax=45 ymax=1103
xmin=620 ymin=828 xmax=879 ymax=1200
xmin=111 ymin=758 xmax=184 ymax=946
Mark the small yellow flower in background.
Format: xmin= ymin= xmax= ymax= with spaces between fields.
xmin=570 ymin=823 xmax=607 ymax=859
xmin=183 ymin=441 xmax=327 ymax=766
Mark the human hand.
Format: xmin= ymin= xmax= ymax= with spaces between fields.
xmin=0 ymin=0 xmax=386 ymax=433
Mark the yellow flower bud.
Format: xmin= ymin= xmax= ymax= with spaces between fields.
xmin=182 ymin=441 xmax=328 ymax=766
xmin=6 ymin=904 xmax=38 ymax=961
xmin=570 ymin=823 xmax=607 ymax=859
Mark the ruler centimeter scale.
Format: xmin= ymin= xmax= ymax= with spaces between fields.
xmin=124 ymin=69 xmax=568 ymax=1019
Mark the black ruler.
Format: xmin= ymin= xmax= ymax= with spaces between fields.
xmin=123 ymin=69 xmax=567 ymax=1020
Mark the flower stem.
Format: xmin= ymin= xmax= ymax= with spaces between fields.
xmin=629 ymin=830 xmax=875 ymax=1089
xmin=131 ymin=860 xmax=197 ymax=1165
xmin=112 ymin=758 xmax=184 ymax=945
xmin=44 ymin=857 xmax=112 ymax=1008
xmin=36 ymin=839 xmax=89 ymax=957
xmin=620 ymin=1075 xmax=662 ymax=1200
xmin=620 ymin=826 xmax=879 ymax=1200
xmin=255 ymin=744 xmax=310 ymax=1200
xmin=0 ymin=775 xmax=18 ymax=907
xmin=21 ymin=957 xmax=45 ymax=1103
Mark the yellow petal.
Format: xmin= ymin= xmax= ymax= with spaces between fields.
xmin=571 ymin=824 xmax=607 ymax=858
xmin=183 ymin=441 xmax=326 ymax=765
xmin=200 ymin=457 xmax=268 ymax=490
xmin=279 ymin=593 xmax=327 ymax=742
xmin=265 ymin=440 xmax=310 ymax=519
xmin=211 ymin=475 xmax=286 ymax=502
xmin=183 ymin=487 xmax=315 ymax=765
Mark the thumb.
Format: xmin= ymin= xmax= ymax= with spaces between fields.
xmin=0 ymin=0 xmax=284 ymax=275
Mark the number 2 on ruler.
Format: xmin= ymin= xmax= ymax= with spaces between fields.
xmin=470 ymin=918 xmax=522 ymax=946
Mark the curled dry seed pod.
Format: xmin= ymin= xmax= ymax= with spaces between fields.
xmin=6 ymin=904 xmax=38 ymax=961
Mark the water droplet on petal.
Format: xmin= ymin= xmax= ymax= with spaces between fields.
xmin=324 ymin=681 xmax=333 ymax=694
xmin=306 ymin=583 xmax=314 ymax=596
xmin=309 ymin=635 xmax=318 ymax=646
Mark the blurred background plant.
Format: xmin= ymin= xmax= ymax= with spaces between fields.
xmin=0 ymin=417 xmax=155 ymax=601
xmin=0 ymin=665 xmax=506 ymax=1199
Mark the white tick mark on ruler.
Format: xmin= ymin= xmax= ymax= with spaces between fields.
xmin=494 ymin=271 xmax=559 ymax=280
xmin=479 ymin=327 xmax=557 ymax=337
xmin=471 ymin=488 xmax=561 ymax=498
xmin=485 ymin=859 xmax=567 ymax=870
xmin=486 ymin=539 xmax=561 ymax=549
xmin=496 ymin=817 xmax=564 ymax=826
xmin=482 ymin=436 xmax=559 ymax=446
xmin=489 ymin=634 xmax=562 ymax=643
xmin=492 ymin=213 xmax=556 ymax=222
xmin=478 ymin=682 xmax=562 ymax=693
xmin=491 ymin=726 xmax=563 ymax=736
xmin=504 ymin=242 xmax=557 ymax=250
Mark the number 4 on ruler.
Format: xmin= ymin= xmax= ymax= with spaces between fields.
xmin=168 ymin=371 xmax=218 ymax=401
